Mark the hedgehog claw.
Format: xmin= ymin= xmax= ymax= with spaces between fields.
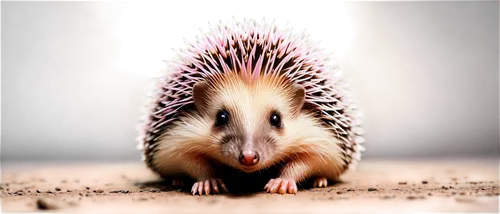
xmin=264 ymin=178 xmax=297 ymax=194
xmin=312 ymin=177 xmax=328 ymax=188
xmin=191 ymin=178 xmax=226 ymax=196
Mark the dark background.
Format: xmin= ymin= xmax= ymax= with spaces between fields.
xmin=1 ymin=2 xmax=499 ymax=165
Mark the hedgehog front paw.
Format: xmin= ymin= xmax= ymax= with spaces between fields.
xmin=312 ymin=177 xmax=328 ymax=188
xmin=191 ymin=178 xmax=227 ymax=196
xmin=264 ymin=178 xmax=298 ymax=194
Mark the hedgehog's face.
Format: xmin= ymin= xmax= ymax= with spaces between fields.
xmin=192 ymin=74 xmax=305 ymax=172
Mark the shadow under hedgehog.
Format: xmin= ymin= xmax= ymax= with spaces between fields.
xmin=137 ymin=19 xmax=365 ymax=195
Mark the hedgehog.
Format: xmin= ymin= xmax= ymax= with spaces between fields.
xmin=137 ymin=19 xmax=365 ymax=195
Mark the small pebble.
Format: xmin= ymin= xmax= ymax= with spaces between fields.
xmin=110 ymin=189 xmax=130 ymax=194
xmin=36 ymin=198 xmax=57 ymax=210
xmin=55 ymin=187 xmax=61 ymax=191
xmin=406 ymin=196 xmax=421 ymax=200
xmin=398 ymin=182 xmax=407 ymax=185
xmin=367 ymin=188 xmax=377 ymax=191
xmin=139 ymin=189 xmax=159 ymax=193
xmin=421 ymin=181 xmax=428 ymax=184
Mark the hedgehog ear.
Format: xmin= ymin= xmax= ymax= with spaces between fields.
xmin=193 ymin=81 xmax=210 ymax=115
xmin=290 ymin=84 xmax=305 ymax=117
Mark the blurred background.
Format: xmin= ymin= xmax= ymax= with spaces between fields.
xmin=2 ymin=1 xmax=498 ymax=162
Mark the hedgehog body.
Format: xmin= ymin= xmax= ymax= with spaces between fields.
xmin=138 ymin=19 xmax=364 ymax=195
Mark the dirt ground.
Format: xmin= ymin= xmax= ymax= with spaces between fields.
xmin=1 ymin=158 xmax=498 ymax=213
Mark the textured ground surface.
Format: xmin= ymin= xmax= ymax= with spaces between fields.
xmin=1 ymin=158 xmax=499 ymax=213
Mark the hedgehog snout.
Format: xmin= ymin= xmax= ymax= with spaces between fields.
xmin=239 ymin=150 xmax=259 ymax=166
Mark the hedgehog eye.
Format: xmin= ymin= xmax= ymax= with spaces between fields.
xmin=269 ymin=112 xmax=282 ymax=128
xmin=215 ymin=109 xmax=229 ymax=127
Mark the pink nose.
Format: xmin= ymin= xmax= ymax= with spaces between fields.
xmin=239 ymin=150 xmax=259 ymax=166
